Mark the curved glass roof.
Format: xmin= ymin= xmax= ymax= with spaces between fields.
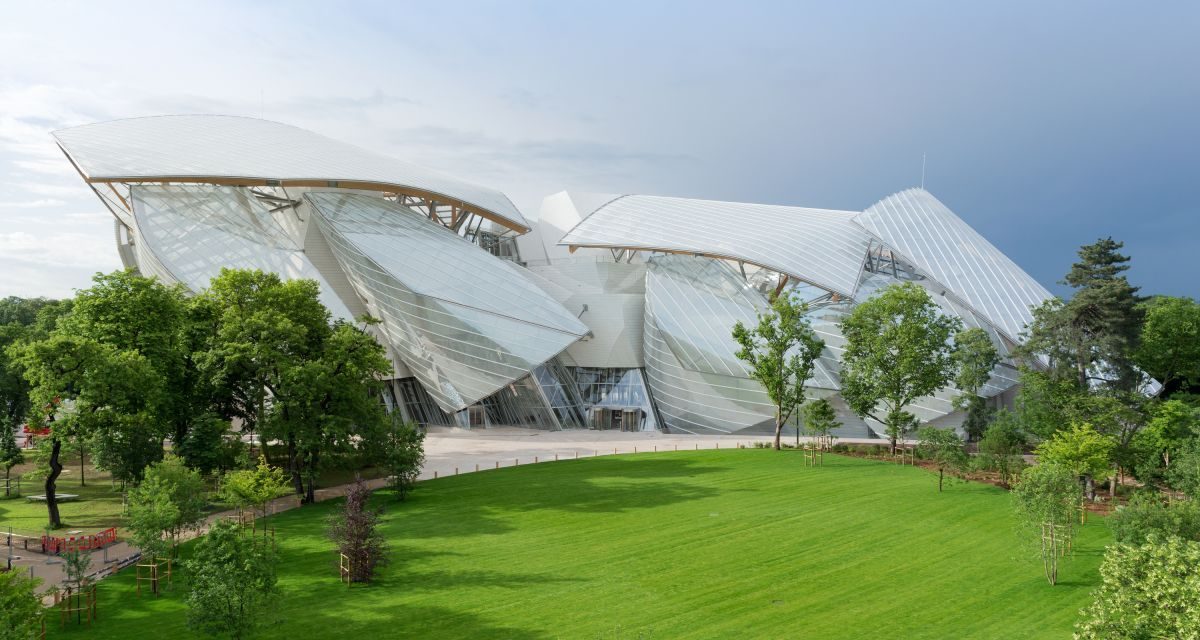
xmin=52 ymin=115 xmax=527 ymax=232
xmin=557 ymin=194 xmax=870 ymax=297
xmin=855 ymin=188 xmax=1052 ymax=343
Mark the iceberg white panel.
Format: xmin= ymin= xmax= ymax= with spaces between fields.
xmin=53 ymin=115 xmax=527 ymax=231
xmin=306 ymin=192 xmax=588 ymax=412
xmin=559 ymin=194 xmax=871 ymax=297
xmin=855 ymin=189 xmax=1052 ymax=343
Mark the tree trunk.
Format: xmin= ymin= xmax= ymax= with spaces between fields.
xmin=304 ymin=448 xmax=319 ymax=505
xmin=45 ymin=437 xmax=63 ymax=529
xmin=773 ymin=412 xmax=782 ymax=451
xmin=1084 ymin=475 xmax=1095 ymax=502
xmin=286 ymin=436 xmax=304 ymax=499
xmin=79 ymin=442 xmax=85 ymax=487
xmin=938 ymin=468 xmax=944 ymax=493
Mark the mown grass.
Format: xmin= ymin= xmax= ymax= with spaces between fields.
xmin=48 ymin=451 xmax=1108 ymax=639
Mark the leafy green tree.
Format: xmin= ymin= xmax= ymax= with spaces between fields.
xmin=62 ymin=548 xmax=92 ymax=590
xmin=1012 ymin=463 xmax=1083 ymax=585
xmin=199 ymin=270 xmax=388 ymax=502
xmin=1110 ymin=494 xmax=1200 ymax=545
xmin=732 ymin=292 xmax=825 ymax=451
xmin=0 ymin=567 xmax=43 ymax=640
xmin=222 ymin=456 xmax=290 ymax=525
xmin=916 ymin=426 xmax=968 ymax=492
xmin=328 ymin=476 xmax=388 ymax=583
xmin=1141 ymin=399 xmax=1198 ymax=468
xmin=140 ymin=454 xmax=207 ymax=547
xmin=1134 ymin=296 xmax=1200 ymax=397
xmin=382 ymin=421 xmax=425 ymax=501
xmin=840 ymin=282 xmax=962 ymax=452
xmin=128 ymin=474 xmax=180 ymax=560
xmin=1075 ymin=535 xmax=1200 ymax=640
xmin=185 ymin=519 xmax=278 ymax=640
xmin=1036 ymin=423 xmax=1115 ymax=501
xmin=176 ymin=413 xmax=242 ymax=476
xmin=976 ymin=410 xmax=1026 ymax=487
xmin=952 ymin=327 xmax=1000 ymax=442
xmin=1167 ymin=437 xmax=1200 ymax=499
xmin=11 ymin=334 xmax=161 ymax=527
xmin=801 ymin=397 xmax=840 ymax=448
xmin=0 ymin=426 xmax=21 ymax=497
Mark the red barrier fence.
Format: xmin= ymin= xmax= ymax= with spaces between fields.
xmin=41 ymin=528 xmax=117 ymax=554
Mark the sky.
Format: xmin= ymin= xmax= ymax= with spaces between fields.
xmin=0 ymin=1 xmax=1196 ymax=299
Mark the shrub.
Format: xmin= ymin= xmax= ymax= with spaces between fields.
xmin=1075 ymin=535 xmax=1200 ymax=639
xmin=328 ymin=476 xmax=388 ymax=584
xmin=1110 ymin=494 xmax=1200 ymax=544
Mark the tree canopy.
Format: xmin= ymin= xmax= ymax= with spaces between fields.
xmin=839 ymin=282 xmax=961 ymax=451
xmin=732 ymin=292 xmax=825 ymax=450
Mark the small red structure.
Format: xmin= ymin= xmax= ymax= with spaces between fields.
xmin=42 ymin=528 xmax=117 ymax=555
xmin=21 ymin=424 xmax=50 ymax=437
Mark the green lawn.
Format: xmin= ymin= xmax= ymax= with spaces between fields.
xmin=49 ymin=451 xmax=1108 ymax=639
xmin=0 ymin=469 xmax=126 ymax=537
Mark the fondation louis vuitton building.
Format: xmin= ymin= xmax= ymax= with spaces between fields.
xmin=54 ymin=115 xmax=1052 ymax=438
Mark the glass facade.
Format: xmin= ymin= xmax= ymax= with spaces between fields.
xmin=308 ymin=191 xmax=588 ymax=412
xmin=572 ymin=367 xmax=658 ymax=431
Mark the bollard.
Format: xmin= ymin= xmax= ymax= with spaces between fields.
xmin=695 ymin=443 xmax=699 ymax=450
xmin=654 ymin=445 xmax=657 ymax=453
xmin=535 ymin=456 xmax=538 ymax=464
xmin=614 ymin=448 xmax=618 ymax=455
xmin=555 ymin=454 xmax=559 ymax=461
xmin=515 ymin=459 xmax=519 ymax=466
xmin=575 ymin=450 xmax=579 ymax=459
xmin=716 ymin=442 xmax=719 ymax=449
xmin=476 ymin=463 xmax=480 ymax=472
xmin=433 ymin=471 xmax=438 ymax=479
xmin=496 ymin=461 xmax=499 ymax=469
xmin=455 ymin=467 xmax=459 ymax=476
xmin=634 ymin=447 xmax=638 ymax=454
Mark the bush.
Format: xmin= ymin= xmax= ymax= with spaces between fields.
xmin=1110 ymin=494 xmax=1200 ymax=545
xmin=381 ymin=422 xmax=424 ymax=501
xmin=328 ymin=476 xmax=388 ymax=583
xmin=185 ymin=519 xmax=278 ymax=639
xmin=1075 ymin=535 xmax=1200 ymax=639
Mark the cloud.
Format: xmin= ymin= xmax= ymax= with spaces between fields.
xmin=0 ymin=199 xmax=65 ymax=208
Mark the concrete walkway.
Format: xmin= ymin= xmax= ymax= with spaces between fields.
xmin=15 ymin=428 xmax=893 ymax=598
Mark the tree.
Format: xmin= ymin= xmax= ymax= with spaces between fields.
xmin=1135 ymin=296 xmax=1200 ymax=397
xmin=1035 ymin=423 xmax=1115 ymax=501
xmin=1167 ymin=437 xmax=1200 ymax=499
xmin=951 ymin=327 xmax=1000 ymax=442
xmin=0 ymin=568 xmax=43 ymax=640
xmin=916 ymin=426 xmax=968 ymax=492
xmin=199 ymin=270 xmax=389 ymax=502
xmin=222 ymin=456 xmax=289 ymax=526
xmin=976 ymin=410 xmax=1026 ymax=488
xmin=732 ymin=292 xmax=825 ymax=451
xmin=1012 ymin=463 xmax=1083 ymax=585
xmin=185 ymin=519 xmax=278 ymax=640
xmin=127 ymin=474 xmax=180 ymax=561
xmin=1075 ymin=536 xmax=1200 ymax=640
xmin=62 ymin=548 xmax=93 ymax=591
xmin=1141 ymin=399 xmax=1198 ymax=468
xmin=801 ymin=397 xmax=840 ymax=448
xmin=328 ymin=476 xmax=388 ymax=583
xmin=11 ymin=334 xmax=161 ymax=527
xmin=840 ymin=282 xmax=962 ymax=452
xmin=0 ymin=426 xmax=21 ymax=497
xmin=382 ymin=421 xmax=425 ymax=501
xmin=135 ymin=454 xmax=207 ymax=550
xmin=1021 ymin=238 xmax=1143 ymax=392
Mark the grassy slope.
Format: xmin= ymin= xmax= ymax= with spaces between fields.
xmin=50 ymin=451 xmax=1108 ymax=639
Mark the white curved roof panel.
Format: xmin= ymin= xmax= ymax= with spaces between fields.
xmin=854 ymin=188 xmax=1052 ymax=343
xmin=558 ymin=194 xmax=870 ymax=298
xmin=52 ymin=115 xmax=527 ymax=232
